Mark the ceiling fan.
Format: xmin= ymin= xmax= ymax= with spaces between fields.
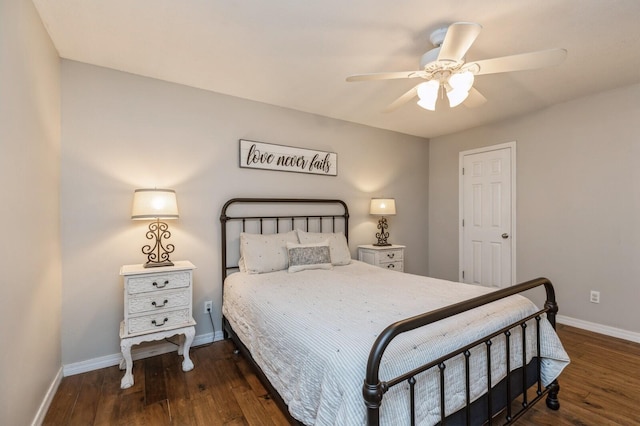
xmin=346 ymin=22 xmax=567 ymax=112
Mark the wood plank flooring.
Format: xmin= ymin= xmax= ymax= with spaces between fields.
xmin=43 ymin=324 xmax=640 ymax=425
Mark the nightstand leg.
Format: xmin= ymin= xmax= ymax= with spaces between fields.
xmin=120 ymin=338 xmax=134 ymax=389
xmin=177 ymin=333 xmax=185 ymax=356
xmin=181 ymin=326 xmax=195 ymax=372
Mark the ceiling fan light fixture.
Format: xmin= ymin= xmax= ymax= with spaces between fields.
xmin=345 ymin=22 xmax=566 ymax=114
xmin=416 ymin=81 xmax=439 ymax=111
xmin=448 ymin=70 xmax=474 ymax=92
xmin=446 ymin=86 xmax=470 ymax=108
xmin=417 ymin=98 xmax=437 ymax=111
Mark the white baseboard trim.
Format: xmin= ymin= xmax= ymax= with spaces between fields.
xmin=557 ymin=315 xmax=640 ymax=343
xmin=32 ymin=366 xmax=63 ymax=426
xmin=62 ymin=330 xmax=225 ymax=377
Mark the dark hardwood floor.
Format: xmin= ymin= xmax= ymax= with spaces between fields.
xmin=43 ymin=324 xmax=640 ymax=425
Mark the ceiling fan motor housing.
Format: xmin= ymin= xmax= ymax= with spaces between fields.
xmin=420 ymin=47 xmax=465 ymax=75
xmin=429 ymin=26 xmax=448 ymax=47
xmin=420 ymin=47 xmax=441 ymax=70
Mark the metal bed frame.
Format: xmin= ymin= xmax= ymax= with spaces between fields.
xmin=220 ymin=198 xmax=561 ymax=425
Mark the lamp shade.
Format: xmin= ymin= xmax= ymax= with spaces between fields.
xmin=446 ymin=87 xmax=470 ymax=108
xmin=131 ymin=189 xmax=179 ymax=220
xmin=370 ymin=198 xmax=396 ymax=216
xmin=448 ymin=70 xmax=474 ymax=92
xmin=416 ymin=80 xmax=439 ymax=111
xmin=446 ymin=70 xmax=473 ymax=108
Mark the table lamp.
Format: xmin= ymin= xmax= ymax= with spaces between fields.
xmin=131 ymin=188 xmax=179 ymax=268
xmin=370 ymin=198 xmax=396 ymax=246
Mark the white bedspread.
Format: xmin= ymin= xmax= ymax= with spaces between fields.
xmin=222 ymin=261 xmax=569 ymax=425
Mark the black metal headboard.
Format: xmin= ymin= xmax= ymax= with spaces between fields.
xmin=220 ymin=198 xmax=350 ymax=283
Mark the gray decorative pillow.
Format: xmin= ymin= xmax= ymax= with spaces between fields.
xmin=296 ymin=230 xmax=351 ymax=266
xmin=286 ymin=241 xmax=333 ymax=273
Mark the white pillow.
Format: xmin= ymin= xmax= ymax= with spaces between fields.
xmin=239 ymin=231 xmax=299 ymax=274
xmin=237 ymin=256 xmax=247 ymax=273
xmin=286 ymin=241 xmax=333 ymax=273
xmin=297 ymin=230 xmax=351 ymax=266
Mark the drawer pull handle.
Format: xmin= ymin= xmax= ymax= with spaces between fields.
xmin=152 ymin=280 xmax=169 ymax=289
xmin=152 ymin=299 xmax=169 ymax=308
xmin=151 ymin=317 xmax=169 ymax=327
xmin=387 ymin=263 xmax=395 ymax=268
xmin=387 ymin=253 xmax=395 ymax=259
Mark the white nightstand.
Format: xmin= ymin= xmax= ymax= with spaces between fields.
xmin=119 ymin=260 xmax=197 ymax=389
xmin=358 ymin=244 xmax=405 ymax=272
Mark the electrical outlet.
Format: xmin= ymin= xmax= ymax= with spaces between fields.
xmin=204 ymin=300 xmax=213 ymax=314
xmin=590 ymin=290 xmax=600 ymax=304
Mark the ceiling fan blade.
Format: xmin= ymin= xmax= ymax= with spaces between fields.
xmin=437 ymin=22 xmax=482 ymax=63
xmin=346 ymin=71 xmax=426 ymax=82
xmin=463 ymin=87 xmax=487 ymax=108
xmin=384 ymin=85 xmax=419 ymax=112
xmin=470 ymin=48 xmax=567 ymax=75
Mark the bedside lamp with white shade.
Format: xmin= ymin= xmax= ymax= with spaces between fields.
xmin=370 ymin=198 xmax=396 ymax=246
xmin=131 ymin=188 xmax=179 ymax=268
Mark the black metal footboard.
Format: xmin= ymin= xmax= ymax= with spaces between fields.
xmin=363 ymin=277 xmax=560 ymax=425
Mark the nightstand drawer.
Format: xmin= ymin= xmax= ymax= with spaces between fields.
xmin=381 ymin=261 xmax=404 ymax=272
xmin=127 ymin=308 xmax=191 ymax=334
xmin=127 ymin=271 xmax=191 ymax=295
xmin=127 ymin=288 xmax=190 ymax=315
xmin=380 ymin=249 xmax=403 ymax=262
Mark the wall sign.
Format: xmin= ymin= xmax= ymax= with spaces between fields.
xmin=239 ymin=139 xmax=337 ymax=176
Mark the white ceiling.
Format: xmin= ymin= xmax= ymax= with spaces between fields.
xmin=33 ymin=0 xmax=640 ymax=139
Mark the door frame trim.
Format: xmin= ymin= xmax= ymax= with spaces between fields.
xmin=458 ymin=141 xmax=517 ymax=285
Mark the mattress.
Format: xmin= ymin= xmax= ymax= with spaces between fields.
xmin=222 ymin=261 xmax=570 ymax=425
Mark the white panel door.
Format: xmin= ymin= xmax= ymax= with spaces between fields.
xmin=460 ymin=143 xmax=515 ymax=287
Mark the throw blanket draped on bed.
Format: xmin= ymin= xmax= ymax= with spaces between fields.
xmin=222 ymin=261 xmax=569 ymax=425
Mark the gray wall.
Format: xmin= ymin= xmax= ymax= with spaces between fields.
xmin=0 ymin=0 xmax=61 ymax=424
xmin=60 ymin=60 xmax=429 ymax=366
xmin=429 ymin=84 xmax=640 ymax=333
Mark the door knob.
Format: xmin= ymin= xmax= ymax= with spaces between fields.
xmin=502 ymin=233 xmax=509 ymax=239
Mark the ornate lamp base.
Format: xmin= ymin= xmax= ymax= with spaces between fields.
xmin=142 ymin=219 xmax=175 ymax=268
xmin=144 ymin=260 xmax=174 ymax=268
xmin=373 ymin=216 xmax=392 ymax=246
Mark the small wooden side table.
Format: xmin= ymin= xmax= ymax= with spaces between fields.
xmin=119 ymin=261 xmax=196 ymax=389
xmin=357 ymin=244 xmax=405 ymax=272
